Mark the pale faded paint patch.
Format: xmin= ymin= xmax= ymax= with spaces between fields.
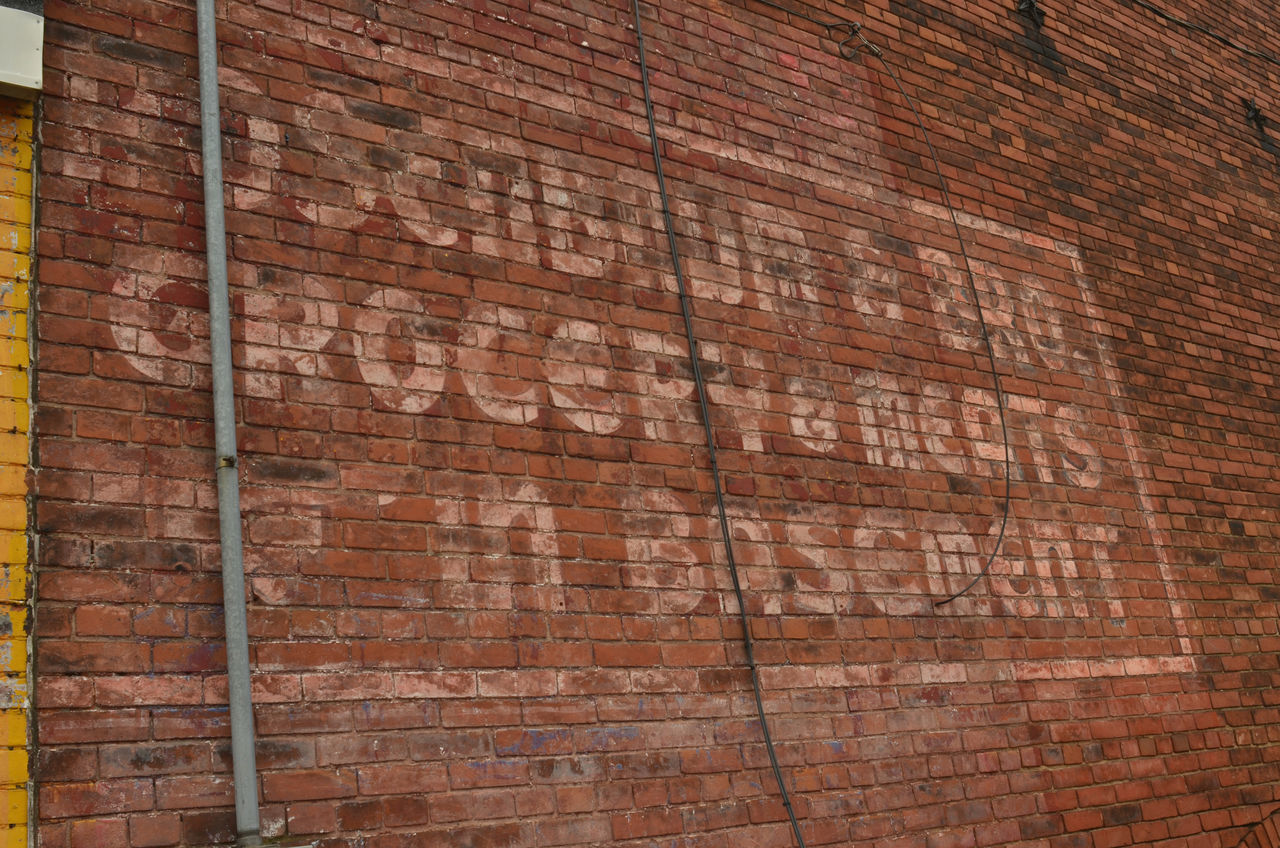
xmin=1009 ymin=654 xmax=1195 ymax=681
xmin=807 ymin=200 xmax=1184 ymax=626
xmin=1064 ymin=245 xmax=1193 ymax=650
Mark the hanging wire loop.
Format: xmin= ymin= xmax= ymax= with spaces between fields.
xmin=829 ymin=22 xmax=865 ymax=59
xmin=744 ymin=0 xmax=1011 ymax=607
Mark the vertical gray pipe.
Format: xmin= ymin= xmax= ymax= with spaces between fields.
xmin=194 ymin=1 xmax=262 ymax=842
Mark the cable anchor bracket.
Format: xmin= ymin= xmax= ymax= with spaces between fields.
xmin=827 ymin=21 xmax=881 ymax=59
xmin=1243 ymin=97 xmax=1266 ymax=132
xmin=1017 ymin=0 xmax=1047 ymax=28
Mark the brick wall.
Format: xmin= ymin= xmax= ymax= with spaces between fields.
xmin=31 ymin=0 xmax=1280 ymax=846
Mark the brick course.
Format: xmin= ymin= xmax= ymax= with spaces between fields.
xmin=32 ymin=0 xmax=1280 ymax=846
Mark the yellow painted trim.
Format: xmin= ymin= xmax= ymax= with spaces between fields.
xmin=0 ymin=788 xmax=23 ymax=825
xmin=0 ymin=94 xmax=32 ymax=848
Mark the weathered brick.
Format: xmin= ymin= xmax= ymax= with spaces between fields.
xmin=260 ymin=769 xmax=357 ymax=803
xmin=32 ymin=0 xmax=1280 ymax=845
xmin=40 ymin=780 xmax=153 ymax=819
xmin=68 ymin=818 xmax=127 ymax=848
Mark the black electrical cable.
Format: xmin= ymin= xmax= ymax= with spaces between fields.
xmin=1122 ymin=0 xmax=1280 ymax=69
xmin=629 ymin=1 xmax=809 ymax=846
xmin=741 ymin=0 xmax=1012 ymax=606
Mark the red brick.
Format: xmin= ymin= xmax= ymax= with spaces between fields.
xmin=39 ymin=710 xmax=150 ymax=745
xmin=153 ymin=775 xmax=232 ymax=811
xmin=448 ymin=759 xmax=529 ymax=790
xmin=127 ymin=813 xmax=181 ymax=848
xmin=260 ymin=769 xmax=357 ymax=802
xmin=94 ymin=676 xmax=203 ymax=707
xmin=355 ymin=762 xmax=448 ymax=796
xmin=68 ymin=818 xmax=128 ymax=848
xmin=99 ymin=744 xmax=211 ymax=779
xmin=32 ymin=0 xmax=1280 ymax=845
xmin=41 ymin=780 xmax=154 ymax=819
xmin=283 ymin=801 xmax=338 ymax=836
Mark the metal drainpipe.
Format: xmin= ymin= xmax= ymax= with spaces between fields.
xmin=194 ymin=1 xmax=262 ymax=843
